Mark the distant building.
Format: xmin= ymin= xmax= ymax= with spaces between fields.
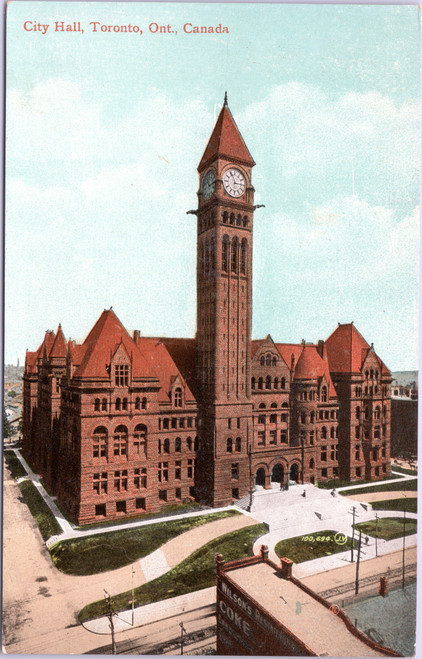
xmin=22 ymin=98 xmax=393 ymax=525
xmin=215 ymin=546 xmax=398 ymax=656
xmin=390 ymin=374 xmax=418 ymax=458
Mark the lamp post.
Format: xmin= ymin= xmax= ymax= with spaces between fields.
xmin=402 ymin=494 xmax=407 ymax=590
xmin=247 ymin=444 xmax=253 ymax=512
xmin=131 ymin=566 xmax=135 ymax=626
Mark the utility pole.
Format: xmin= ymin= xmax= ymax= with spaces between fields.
xmin=350 ymin=506 xmax=356 ymax=562
xmin=247 ymin=444 xmax=253 ymax=511
xmin=375 ymin=513 xmax=379 ymax=557
xmin=355 ymin=530 xmax=362 ymax=595
xmin=104 ymin=590 xmax=116 ymax=655
xmin=180 ymin=622 xmax=187 ymax=655
xmin=131 ymin=566 xmax=135 ymax=626
xmin=402 ymin=496 xmax=406 ymax=590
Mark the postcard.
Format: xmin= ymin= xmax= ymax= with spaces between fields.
xmin=3 ymin=1 xmax=419 ymax=656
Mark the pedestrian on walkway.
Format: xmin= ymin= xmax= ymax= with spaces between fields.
xmin=302 ymin=489 xmax=306 ymax=498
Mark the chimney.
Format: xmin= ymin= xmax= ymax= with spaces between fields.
xmin=291 ymin=353 xmax=295 ymax=371
xmin=317 ymin=340 xmax=324 ymax=358
xmin=280 ymin=557 xmax=293 ymax=579
xmin=301 ymin=339 xmax=305 ymax=346
xmin=133 ymin=330 xmax=140 ymax=344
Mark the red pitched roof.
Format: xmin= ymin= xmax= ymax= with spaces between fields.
xmin=198 ymin=103 xmax=255 ymax=172
xmin=49 ymin=324 xmax=67 ymax=359
xmin=325 ymin=323 xmax=390 ymax=375
xmin=25 ymin=330 xmax=56 ymax=374
xmin=275 ymin=343 xmax=303 ymax=370
xmin=137 ymin=337 xmax=196 ymax=403
xmin=293 ymin=344 xmax=337 ymax=399
xmin=72 ymin=309 xmax=156 ymax=380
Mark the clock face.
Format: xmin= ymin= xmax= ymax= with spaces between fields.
xmin=223 ymin=168 xmax=245 ymax=198
xmin=202 ymin=170 xmax=215 ymax=199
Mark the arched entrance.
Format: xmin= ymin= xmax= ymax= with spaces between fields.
xmin=271 ymin=463 xmax=284 ymax=484
xmin=255 ymin=467 xmax=266 ymax=487
xmin=290 ymin=463 xmax=299 ymax=483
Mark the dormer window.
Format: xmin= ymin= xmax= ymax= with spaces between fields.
xmin=174 ymin=387 xmax=182 ymax=408
xmin=115 ymin=364 xmax=129 ymax=387
xmin=321 ymin=386 xmax=327 ymax=403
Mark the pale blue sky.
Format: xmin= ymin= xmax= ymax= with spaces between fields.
xmin=6 ymin=2 xmax=420 ymax=370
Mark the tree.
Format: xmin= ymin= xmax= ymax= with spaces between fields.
xmin=3 ymin=410 xmax=13 ymax=438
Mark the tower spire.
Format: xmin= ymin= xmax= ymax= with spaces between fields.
xmin=223 ymin=91 xmax=228 ymax=107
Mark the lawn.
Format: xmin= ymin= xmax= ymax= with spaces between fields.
xmin=391 ymin=465 xmax=418 ymax=476
xmin=339 ymin=479 xmax=417 ymax=496
xmin=274 ymin=530 xmax=356 ymax=564
xmin=75 ymin=500 xmax=205 ymax=530
xmin=370 ymin=498 xmax=417 ymax=514
xmin=18 ymin=480 xmax=62 ymax=540
xmin=50 ymin=509 xmax=240 ymax=576
xmin=4 ymin=451 xmax=27 ymax=479
xmin=354 ymin=517 xmax=417 ymax=541
xmin=317 ymin=474 xmax=402 ymax=490
xmin=78 ymin=522 xmax=267 ymax=622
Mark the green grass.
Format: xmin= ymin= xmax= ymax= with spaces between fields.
xmin=370 ymin=498 xmax=417 ymax=514
xmin=391 ymin=465 xmax=418 ymax=476
xmin=74 ymin=501 xmax=205 ymax=530
xmin=339 ymin=479 xmax=417 ymax=496
xmin=78 ymin=522 xmax=267 ymax=622
xmin=4 ymin=451 xmax=27 ymax=479
xmin=50 ymin=509 xmax=240 ymax=576
xmin=318 ymin=474 xmax=402 ymax=490
xmin=354 ymin=517 xmax=417 ymax=541
xmin=18 ymin=480 xmax=62 ymax=540
xmin=274 ymin=530 xmax=356 ymax=563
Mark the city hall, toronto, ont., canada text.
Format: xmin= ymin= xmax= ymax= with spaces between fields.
xmin=22 ymin=97 xmax=392 ymax=525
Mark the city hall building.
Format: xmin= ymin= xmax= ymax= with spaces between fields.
xmin=22 ymin=98 xmax=392 ymax=525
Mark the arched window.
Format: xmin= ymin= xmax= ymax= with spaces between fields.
xmin=370 ymin=369 xmax=374 ymax=379
xmin=93 ymin=426 xmax=107 ymax=458
xmin=330 ymin=426 xmax=335 ymax=438
xmin=94 ymin=398 xmax=100 ymax=411
xmin=243 ymin=215 xmax=248 ymax=227
xmin=115 ymin=398 xmax=121 ymax=411
xmin=235 ymin=437 xmax=241 ymax=452
xmin=258 ymin=377 xmax=263 ymax=390
xmin=266 ymin=375 xmax=271 ymax=389
xmin=205 ymin=239 xmax=210 ymax=274
xmin=231 ymin=237 xmax=238 ymax=273
xmin=113 ymin=425 xmax=128 ymax=456
xmin=222 ymin=235 xmax=229 ymax=272
xmin=135 ymin=397 xmax=141 ymax=410
xmin=226 ymin=438 xmax=233 ymax=453
xmin=175 ymin=437 xmax=181 ymax=452
xmin=164 ymin=438 xmax=170 ymax=454
xmin=260 ymin=356 xmax=265 ymax=367
xmin=133 ymin=424 xmax=147 ymax=456
xmin=309 ymin=458 xmax=315 ymax=469
xmin=229 ymin=212 xmax=235 ymax=225
xmin=236 ymin=214 xmax=242 ymax=226
xmin=281 ymin=378 xmax=286 ymax=389
xmin=174 ymin=388 xmax=182 ymax=408
xmin=321 ymin=426 xmax=327 ymax=439
xmin=365 ymin=370 xmax=369 ymax=379
xmin=101 ymin=398 xmax=107 ymax=411
xmin=210 ymin=237 xmax=216 ymax=271
xmin=270 ymin=402 xmax=277 ymax=408
xmin=274 ymin=377 xmax=279 ymax=389
xmin=281 ymin=402 xmax=289 ymax=408
xmin=266 ymin=354 xmax=271 ymax=367
xmin=122 ymin=397 xmax=128 ymax=411
xmin=141 ymin=397 xmax=147 ymax=410
xmin=272 ymin=357 xmax=277 ymax=367
xmin=223 ymin=211 xmax=228 ymax=224
xmin=259 ymin=403 xmax=266 ymax=409
xmin=251 ymin=377 xmax=256 ymax=390
xmin=186 ymin=437 xmax=192 ymax=450
xmin=375 ymin=370 xmax=379 ymax=380
xmin=240 ymin=239 xmax=247 ymax=274
xmin=321 ymin=386 xmax=327 ymax=402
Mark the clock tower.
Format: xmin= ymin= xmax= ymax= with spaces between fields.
xmin=195 ymin=95 xmax=256 ymax=506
